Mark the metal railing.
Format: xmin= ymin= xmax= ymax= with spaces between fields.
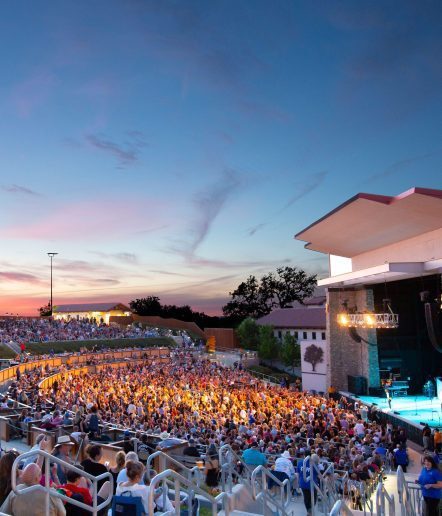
xmin=251 ymin=465 xmax=291 ymax=516
xmin=148 ymin=468 xmax=230 ymax=516
xmin=146 ymin=450 xmax=203 ymax=486
xmin=375 ymin=480 xmax=396 ymax=516
xmin=218 ymin=444 xmax=254 ymax=492
xmin=11 ymin=449 xmax=113 ymax=516
xmin=330 ymin=499 xmax=356 ymax=515
xmin=397 ymin=465 xmax=423 ymax=516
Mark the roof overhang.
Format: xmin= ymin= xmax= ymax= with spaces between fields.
xmin=319 ymin=259 xmax=442 ymax=288
xmin=295 ymin=188 xmax=442 ymax=257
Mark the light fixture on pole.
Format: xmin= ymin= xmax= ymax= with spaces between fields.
xmin=47 ymin=252 xmax=58 ymax=315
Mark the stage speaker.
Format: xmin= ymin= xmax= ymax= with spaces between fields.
xmin=348 ymin=375 xmax=368 ymax=396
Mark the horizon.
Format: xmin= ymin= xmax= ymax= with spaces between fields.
xmin=1 ymin=1 xmax=441 ymax=316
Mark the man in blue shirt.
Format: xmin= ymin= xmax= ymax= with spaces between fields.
xmin=297 ymin=453 xmax=319 ymax=515
xmin=242 ymin=442 xmax=267 ymax=466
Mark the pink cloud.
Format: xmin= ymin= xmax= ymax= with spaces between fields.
xmin=0 ymin=197 xmax=169 ymax=240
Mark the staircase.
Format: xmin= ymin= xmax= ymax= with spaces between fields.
xmin=2 ymin=340 xmax=20 ymax=355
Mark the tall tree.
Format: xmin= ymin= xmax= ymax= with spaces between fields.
xmin=222 ymin=275 xmax=270 ymax=319
xmin=279 ymin=333 xmax=301 ymax=371
xmin=258 ymin=325 xmax=279 ymax=364
xmin=236 ymin=317 xmax=261 ymax=350
xmin=129 ymin=296 xmax=162 ymax=316
xmin=222 ymin=266 xmax=317 ymax=320
xmin=261 ymin=266 xmax=317 ymax=308
xmin=39 ymin=301 xmax=52 ymax=317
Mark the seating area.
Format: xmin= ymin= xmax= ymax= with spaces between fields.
xmin=0 ymin=344 xmax=432 ymax=515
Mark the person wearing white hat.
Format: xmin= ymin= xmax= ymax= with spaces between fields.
xmin=274 ymin=450 xmax=297 ymax=491
xmin=52 ymin=435 xmax=74 ymax=484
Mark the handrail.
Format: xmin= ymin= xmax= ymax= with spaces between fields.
xmin=146 ymin=450 xmax=203 ymax=485
xmin=375 ymin=481 xmax=396 ymax=515
xmin=330 ymin=499 xmax=355 ymax=515
xmin=397 ymin=466 xmax=423 ymax=516
xmin=11 ymin=449 xmax=113 ymax=516
xmin=251 ymin=464 xmax=291 ymax=513
xmin=218 ymin=444 xmax=254 ymax=492
xmin=148 ymin=468 xmax=230 ymax=516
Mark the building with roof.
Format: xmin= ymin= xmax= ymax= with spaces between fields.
xmin=257 ymin=302 xmax=328 ymax=391
xmin=52 ymin=302 xmax=131 ymax=324
xmin=296 ymin=187 xmax=442 ymax=394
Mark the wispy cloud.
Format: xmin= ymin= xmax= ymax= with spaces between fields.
xmin=168 ymin=169 xmax=241 ymax=262
xmin=282 ymin=171 xmax=328 ymax=211
xmin=85 ymin=131 xmax=147 ymax=168
xmin=0 ymin=271 xmax=43 ymax=285
xmin=248 ymin=171 xmax=328 ymax=237
xmin=366 ymin=153 xmax=436 ymax=183
xmin=1 ymin=184 xmax=41 ymax=196
xmin=91 ymin=251 xmax=138 ymax=264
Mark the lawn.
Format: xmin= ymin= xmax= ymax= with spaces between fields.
xmin=0 ymin=337 xmax=175 ymax=359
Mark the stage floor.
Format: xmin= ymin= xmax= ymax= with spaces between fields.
xmin=359 ymin=395 xmax=442 ymax=428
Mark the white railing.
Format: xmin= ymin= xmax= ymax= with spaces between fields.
xmin=375 ymin=481 xmax=396 ymax=515
xmin=330 ymin=499 xmax=356 ymax=515
xmin=218 ymin=444 xmax=254 ymax=492
xmin=397 ymin=466 xmax=423 ymax=516
xmin=11 ymin=449 xmax=113 ymax=516
xmin=146 ymin=450 xmax=203 ymax=486
xmin=251 ymin=464 xmax=291 ymax=516
xmin=148 ymin=468 xmax=230 ymax=516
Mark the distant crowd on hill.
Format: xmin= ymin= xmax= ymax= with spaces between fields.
xmin=0 ymin=317 xmax=162 ymax=345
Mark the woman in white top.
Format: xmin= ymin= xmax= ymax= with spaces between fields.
xmin=116 ymin=460 xmax=151 ymax=514
xmin=116 ymin=460 xmax=174 ymax=514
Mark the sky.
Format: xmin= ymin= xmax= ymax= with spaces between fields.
xmin=0 ymin=0 xmax=441 ymax=315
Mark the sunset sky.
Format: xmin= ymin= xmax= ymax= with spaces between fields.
xmin=1 ymin=1 xmax=441 ymax=315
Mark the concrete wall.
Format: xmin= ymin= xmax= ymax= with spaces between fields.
xmin=352 ymin=227 xmax=442 ymax=272
xmin=327 ymin=288 xmax=380 ymax=391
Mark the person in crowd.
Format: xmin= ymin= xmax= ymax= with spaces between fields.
xmin=423 ymin=424 xmax=433 ymax=452
xmin=394 ymin=444 xmax=409 ymax=473
xmin=416 ymin=455 xmax=442 ymax=516
xmin=110 ymin=451 xmax=126 ymax=493
xmin=183 ymin=438 xmax=200 ymax=458
xmin=60 ymin=466 xmax=111 ymax=512
xmin=204 ymin=444 xmax=220 ymax=488
xmin=52 ymin=435 xmax=75 ymax=484
xmin=115 ymin=460 xmax=152 ymax=514
xmin=80 ymin=444 xmax=108 ymax=490
xmin=0 ymin=450 xmax=20 ymax=506
xmin=0 ymin=462 xmax=65 ymax=516
xmin=116 ymin=452 xmax=146 ymax=485
xmin=434 ymin=428 xmax=442 ymax=453
xmin=297 ymin=453 xmax=319 ymax=516
xmin=242 ymin=442 xmax=267 ymax=467
xmin=274 ymin=450 xmax=296 ymax=491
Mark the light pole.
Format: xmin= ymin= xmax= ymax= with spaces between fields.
xmin=47 ymin=252 xmax=58 ymax=315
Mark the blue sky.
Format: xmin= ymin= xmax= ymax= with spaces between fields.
xmin=0 ymin=0 xmax=441 ymax=314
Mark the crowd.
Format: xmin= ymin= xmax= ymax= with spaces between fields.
xmin=0 ymin=318 xmax=162 ymax=345
xmin=0 ymin=351 xmax=439 ymax=515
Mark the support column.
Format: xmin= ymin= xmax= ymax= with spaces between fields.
xmin=326 ymin=288 xmax=380 ymax=391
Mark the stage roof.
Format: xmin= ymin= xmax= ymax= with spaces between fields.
xmin=295 ymin=187 xmax=442 ymax=257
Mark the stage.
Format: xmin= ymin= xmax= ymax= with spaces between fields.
xmin=358 ymin=394 xmax=442 ymax=429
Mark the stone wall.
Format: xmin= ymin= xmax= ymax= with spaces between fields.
xmin=326 ymin=288 xmax=380 ymax=391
